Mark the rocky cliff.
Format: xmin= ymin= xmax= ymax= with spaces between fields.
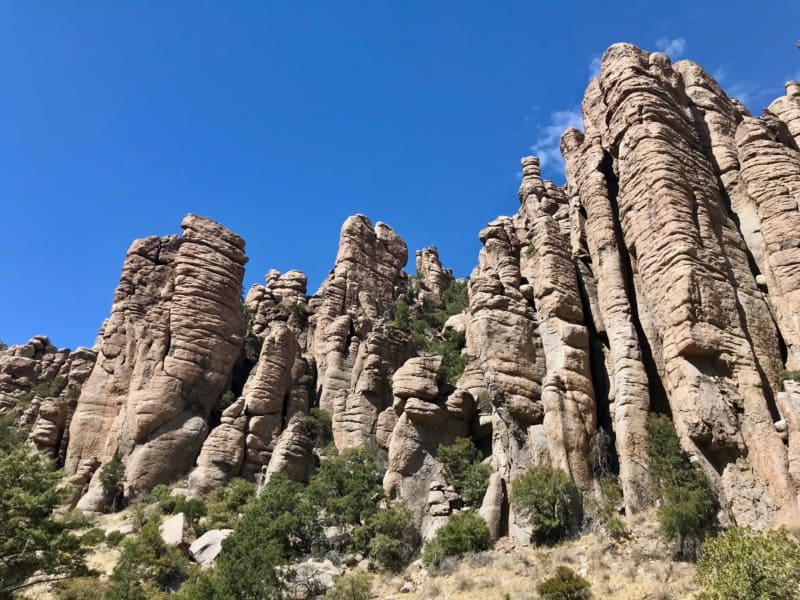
xmin=3 ymin=43 xmax=800 ymax=537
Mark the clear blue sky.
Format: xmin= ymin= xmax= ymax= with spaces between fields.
xmin=2 ymin=1 xmax=799 ymax=349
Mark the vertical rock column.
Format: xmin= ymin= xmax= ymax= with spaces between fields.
xmin=561 ymin=130 xmax=652 ymax=512
xmin=65 ymin=215 xmax=247 ymax=506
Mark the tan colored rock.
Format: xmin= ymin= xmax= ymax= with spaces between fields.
xmin=578 ymin=44 xmax=794 ymax=527
xmin=65 ymin=215 xmax=247 ymax=501
xmin=415 ymin=247 xmax=454 ymax=307
xmin=479 ymin=471 xmax=506 ymax=541
xmin=392 ymin=356 xmax=442 ymax=402
xmin=160 ymin=512 xmax=194 ymax=548
xmin=308 ymin=215 xmax=412 ymax=450
xmin=767 ymin=81 xmax=800 ymax=148
xmin=263 ymin=415 xmax=314 ymax=484
xmin=187 ymin=398 xmax=247 ymax=496
xmin=190 ymin=529 xmax=233 ymax=569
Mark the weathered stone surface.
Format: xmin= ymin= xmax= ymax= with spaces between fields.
xmin=384 ymin=355 xmax=475 ymax=536
xmin=65 ymin=215 xmax=247 ymax=501
xmin=263 ymin=415 xmax=314 ymax=484
xmin=160 ymin=512 xmax=194 ymax=548
xmin=309 ymin=215 xmax=413 ymax=450
xmin=478 ymin=471 xmax=506 ymax=542
xmin=415 ymin=247 xmax=453 ymax=308
xmin=571 ymin=44 xmax=796 ymax=527
xmin=187 ymin=398 xmax=247 ymax=496
xmin=189 ymin=529 xmax=233 ymax=569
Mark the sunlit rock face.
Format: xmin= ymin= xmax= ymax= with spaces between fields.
xmin=13 ymin=44 xmax=800 ymax=533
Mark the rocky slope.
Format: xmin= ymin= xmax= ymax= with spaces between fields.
xmin=3 ymin=43 xmax=800 ymax=546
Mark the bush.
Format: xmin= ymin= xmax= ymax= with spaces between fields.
xmin=436 ymin=437 xmax=491 ymax=506
xmin=646 ymin=415 xmax=715 ymax=558
xmin=151 ymin=485 xmax=206 ymax=528
xmin=304 ymin=408 xmax=333 ymax=450
xmin=422 ymin=511 xmax=492 ymax=567
xmin=307 ymin=447 xmax=384 ymax=530
xmin=107 ymin=520 xmax=188 ymax=596
xmin=510 ymin=466 xmax=581 ymax=544
xmin=105 ymin=530 xmax=125 ymax=547
xmin=53 ymin=577 xmax=109 ymax=600
xmin=204 ymin=477 xmax=256 ymax=529
xmin=99 ymin=452 xmax=126 ymax=511
xmin=587 ymin=476 xmax=627 ymax=539
xmin=537 ymin=566 xmax=592 ymax=599
xmin=325 ymin=572 xmax=372 ymax=600
xmin=476 ymin=391 xmax=492 ymax=413
xmin=781 ymin=370 xmax=800 ymax=383
xmin=697 ymin=527 xmax=800 ymax=599
xmin=353 ymin=503 xmax=416 ymax=571
xmin=0 ymin=445 xmax=90 ymax=596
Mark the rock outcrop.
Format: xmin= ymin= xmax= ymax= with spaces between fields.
xmin=7 ymin=43 xmax=800 ymax=540
xmin=308 ymin=215 xmax=413 ymax=450
xmin=64 ymin=215 xmax=247 ymax=508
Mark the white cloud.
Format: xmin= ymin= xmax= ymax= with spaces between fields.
xmin=589 ymin=55 xmax=602 ymax=78
xmin=712 ymin=67 xmax=726 ymax=83
xmin=529 ymin=108 xmax=584 ymax=177
xmin=655 ymin=37 xmax=686 ymax=58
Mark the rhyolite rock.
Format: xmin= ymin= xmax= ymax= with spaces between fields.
xmin=11 ymin=43 xmax=800 ymax=539
xmin=64 ymin=215 xmax=248 ymax=506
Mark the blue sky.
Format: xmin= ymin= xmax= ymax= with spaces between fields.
xmin=2 ymin=1 xmax=799 ymax=349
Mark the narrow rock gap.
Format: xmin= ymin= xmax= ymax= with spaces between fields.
xmin=574 ymin=259 xmax=619 ymax=474
xmin=600 ymin=152 xmax=671 ymax=416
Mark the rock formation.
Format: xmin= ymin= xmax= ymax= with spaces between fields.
xmin=5 ymin=43 xmax=800 ymax=538
xmin=63 ymin=215 xmax=248 ymax=509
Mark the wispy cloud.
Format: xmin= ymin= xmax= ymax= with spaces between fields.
xmin=727 ymin=81 xmax=782 ymax=111
xmin=529 ymin=108 xmax=584 ymax=178
xmin=712 ymin=67 xmax=726 ymax=83
xmin=589 ymin=55 xmax=602 ymax=78
xmin=655 ymin=37 xmax=686 ymax=59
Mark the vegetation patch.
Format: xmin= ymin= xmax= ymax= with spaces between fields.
xmin=422 ymin=510 xmax=492 ymax=567
xmin=510 ymin=466 xmax=581 ymax=544
xmin=646 ymin=414 xmax=716 ymax=559
xmin=537 ymin=565 xmax=592 ymax=599
xmin=697 ymin=526 xmax=800 ymax=599
xmin=436 ymin=437 xmax=492 ymax=506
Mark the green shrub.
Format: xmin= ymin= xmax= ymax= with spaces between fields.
xmin=108 ymin=520 xmax=188 ymax=596
xmin=304 ymin=408 xmax=333 ymax=449
xmin=53 ymin=577 xmax=109 ymax=600
xmin=422 ymin=511 xmax=492 ymax=567
xmin=537 ymin=566 xmax=592 ymax=599
xmin=436 ymin=437 xmax=491 ymax=506
xmin=353 ymin=503 xmax=416 ymax=571
xmin=204 ymin=477 xmax=256 ymax=529
xmin=105 ymin=530 xmax=125 ymax=547
xmin=587 ymin=476 xmax=627 ymax=539
xmin=0 ymin=444 xmax=91 ymax=596
xmin=325 ymin=572 xmax=372 ymax=600
xmin=510 ymin=466 xmax=581 ymax=544
xmin=151 ymin=485 xmax=206 ymax=527
xmin=646 ymin=415 xmax=715 ymax=558
xmin=781 ymin=370 xmax=800 ymax=383
xmin=391 ymin=279 xmax=471 ymax=385
xmin=18 ymin=376 xmax=68 ymax=406
xmin=476 ymin=391 xmax=493 ymax=413
xmin=99 ymin=452 xmax=126 ymax=511
xmin=307 ymin=447 xmax=384 ymax=530
xmin=697 ymin=527 xmax=800 ymax=600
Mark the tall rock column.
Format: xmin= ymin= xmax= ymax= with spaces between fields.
xmin=308 ymin=215 xmax=412 ymax=449
xmin=586 ymin=44 xmax=794 ymax=527
xmin=561 ymin=130 xmax=652 ymax=512
xmin=65 ymin=215 xmax=247 ymax=506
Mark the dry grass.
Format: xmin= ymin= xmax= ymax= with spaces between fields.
xmin=369 ymin=509 xmax=700 ymax=600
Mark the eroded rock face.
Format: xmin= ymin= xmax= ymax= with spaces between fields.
xmin=550 ymin=43 xmax=799 ymax=529
xmin=65 ymin=215 xmax=248 ymax=502
xmin=415 ymin=247 xmax=454 ymax=308
xmin=382 ymin=354 xmax=477 ymax=538
xmin=308 ymin=215 xmax=413 ymax=450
